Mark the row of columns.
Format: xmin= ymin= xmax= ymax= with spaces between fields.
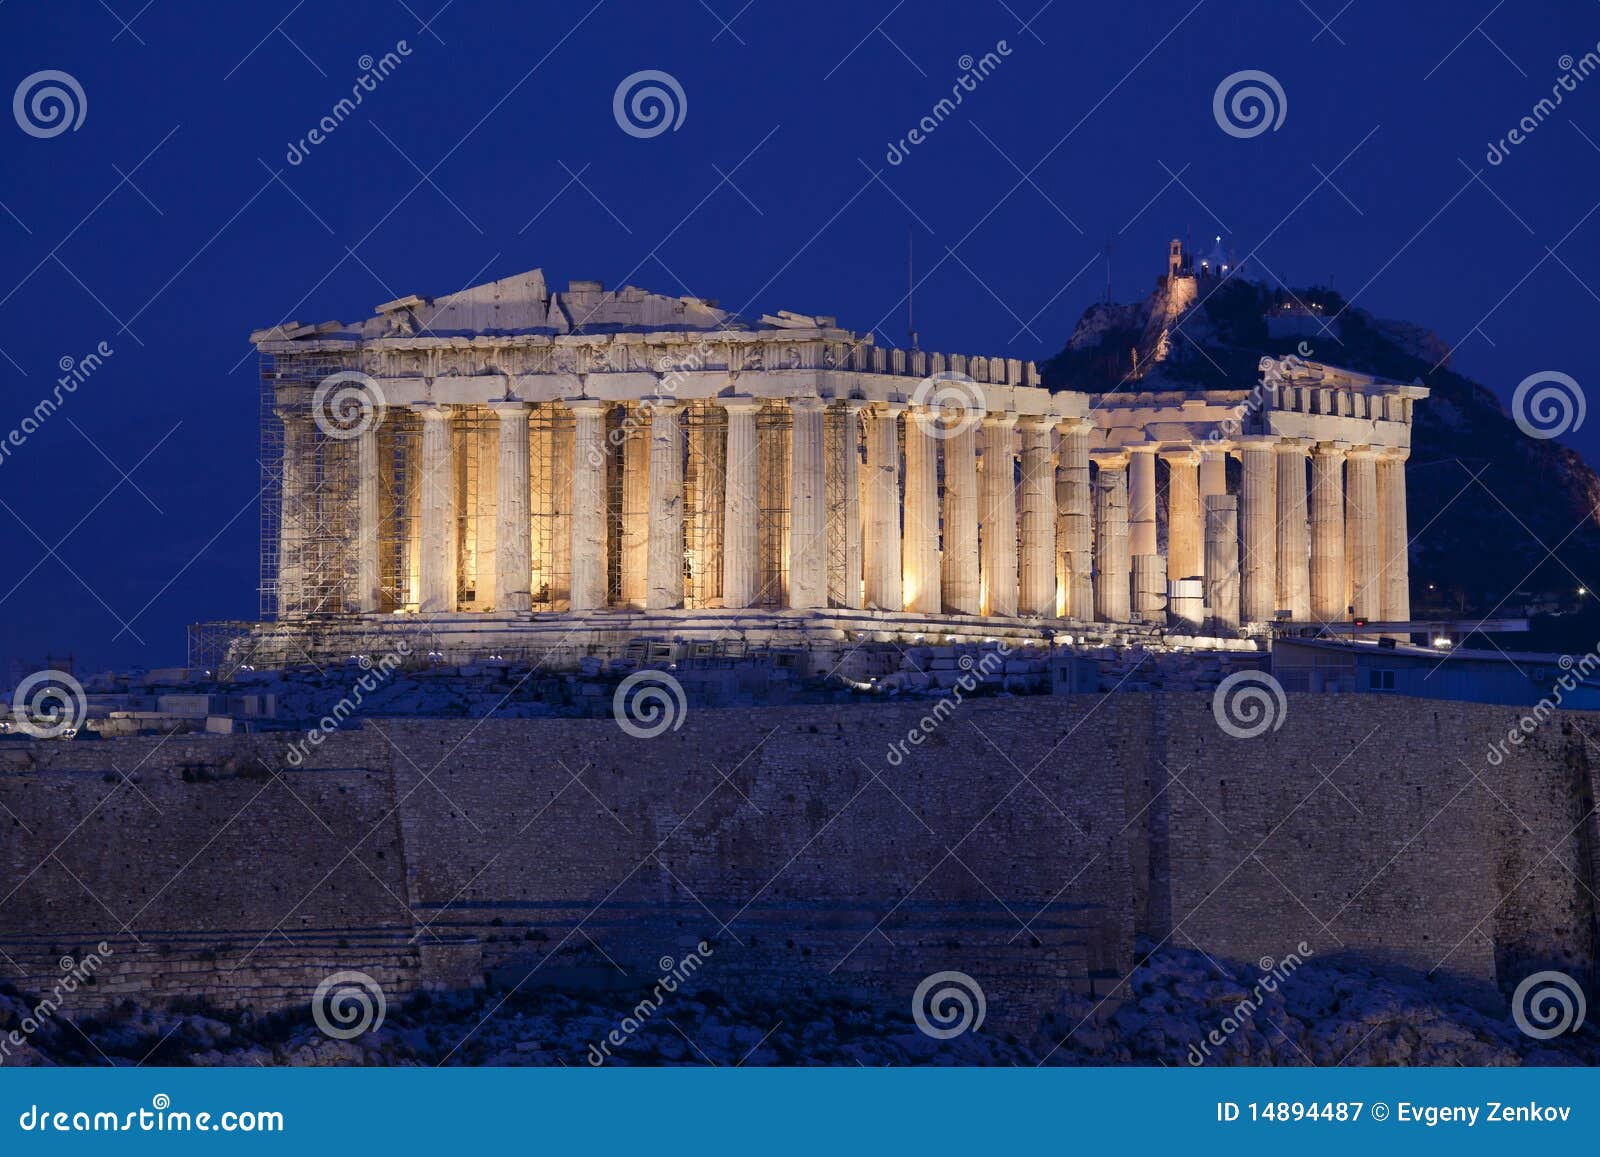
xmin=1089 ymin=440 xmax=1410 ymax=628
xmin=330 ymin=400 xmax=1410 ymax=630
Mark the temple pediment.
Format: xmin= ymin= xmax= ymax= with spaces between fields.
xmin=254 ymin=271 xmax=767 ymax=343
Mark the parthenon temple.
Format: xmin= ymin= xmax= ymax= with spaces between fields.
xmin=240 ymin=269 xmax=1426 ymax=666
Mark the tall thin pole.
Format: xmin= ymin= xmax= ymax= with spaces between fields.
xmin=907 ymin=224 xmax=919 ymax=351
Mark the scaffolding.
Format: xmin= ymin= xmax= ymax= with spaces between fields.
xmin=259 ymin=349 xmax=363 ymax=621
xmin=186 ymin=620 xmax=257 ymax=675
xmin=605 ymin=404 xmax=626 ymax=607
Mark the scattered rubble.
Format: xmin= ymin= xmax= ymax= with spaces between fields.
xmin=5 ymin=945 xmax=1588 ymax=1067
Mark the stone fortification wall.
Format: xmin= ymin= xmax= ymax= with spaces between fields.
xmin=0 ymin=695 xmax=1593 ymax=1029
xmin=1144 ymin=695 xmax=1600 ymax=1002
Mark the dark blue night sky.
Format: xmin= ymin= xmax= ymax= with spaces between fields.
xmin=1 ymin=0 xmax=1596 ymax=672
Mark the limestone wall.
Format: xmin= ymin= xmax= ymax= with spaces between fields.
xmin=0 ymin=703 xmax=1138 ymax=1029
xmin=361 ymin=704 xmax=1138 ymax=1029
xmin=0 ymin=695 xmax=1594 ymax=1030
xmin=1149 ymin=695 xmax=1600 ymax=1000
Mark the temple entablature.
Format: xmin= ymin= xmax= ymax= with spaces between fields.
xmin=1086 ymin=355 xmax=1427 ymax=454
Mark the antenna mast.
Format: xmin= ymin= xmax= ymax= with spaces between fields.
xmin=908 ymin=224 xmax=919 ymax=351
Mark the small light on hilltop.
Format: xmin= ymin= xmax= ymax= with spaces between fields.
xmin=1579 ymin=587 xmax=1588 ymax=597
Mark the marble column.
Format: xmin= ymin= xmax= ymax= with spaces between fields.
xmin=690 ymin=405 xmax=725 ymax=606
xmin=1236 ymin=437 xmax=1278 ymax=623
xmin=902 ymin=406 xmax=942 ymax=614
xmin=414 ymin=403 xmax=458 ymax=614
xmin=1345 ymin=446 xmax=1380 ymax=623
xmin=621 ymin=414 xmax=649 ymax=608
xmin=1275 ymin=439 xmax=1312 ymax=621
xmin=1310 ymin=442 xmax=1348 ymax=621
xmin=838 ymin=401 xmax=866 ymax=609
xmin=980 ymin=414 xmax=1019 ymax=617
xmin=1056 ymin=419 xmax=1094 ymax=620
xmin=646 ymin=400 xmax=684 ymax=610
xmin=1199 ymin=447 xmax=1228 ymax=504
xmin=489 ymin=400 xmax=532 ymax=613
xmin=1377 ymin=449 xmax=1411 ymax=623
xmin=864 ymin=403 xmax=904 ymax=611
xmin=1128 ymin=446 xmax=1158 ymax=559
xmin=404 ymin=431 xmax=421 ymax=610
xmin=470 ymin=421 xmax=497 ymax=607
xmin=941 ymin=413 xmax=981 ymax=615
xmin=1204 ymin=494 xmax=1240 ymax=629
xmin=1132 ymin=553 xmax=1167 ymax=618
xmin=1093 ymin=450 xmax=1131 ymax=623
xmin=528 ymin=408 xmax=554 ymax=607
xmin=1018 ymin=417 xmax=1056 ymax=617
xmin=567 ymin=399 xmax=609 ymax=611
xmin=720 ymin=397 xmax=762 ymax=610
xmin=355 ymin=416 xmax=382 ymax=613
xmin=788 ymin=397 xmax=828 ymax=610
xmin=1161 ymin=448 xmax=1202 ymax=581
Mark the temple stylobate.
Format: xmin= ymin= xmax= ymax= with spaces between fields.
xmin=241 ymin=270 xmax=1425 ymax=666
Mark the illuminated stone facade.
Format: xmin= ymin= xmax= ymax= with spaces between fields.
xmin=245 ymin=271 xmax=1424 ymax=663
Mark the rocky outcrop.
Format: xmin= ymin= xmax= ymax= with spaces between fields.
xmin=1043 ymin=276 xmax=1600 ymax=641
